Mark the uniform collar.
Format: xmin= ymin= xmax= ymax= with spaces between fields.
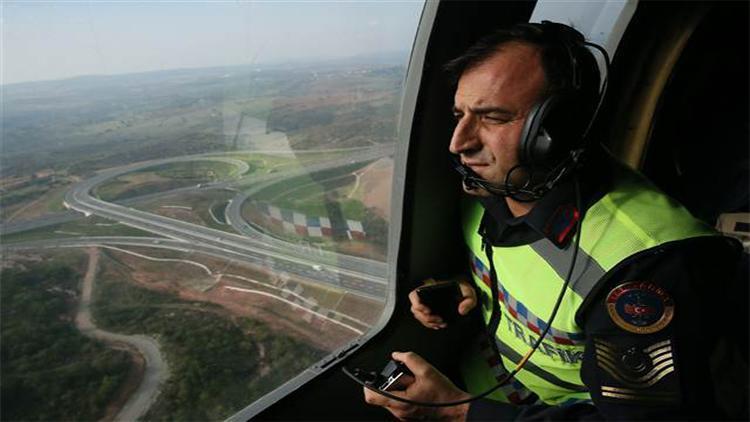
xmin=478 ymin=148 xmax=613 ymax=249
xmin=479 ymin=179 xmax=580 ymax=248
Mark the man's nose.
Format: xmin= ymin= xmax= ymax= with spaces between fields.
xmin=449 ymin=117 xmax=479 ymax=155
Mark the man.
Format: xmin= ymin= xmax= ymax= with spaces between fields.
xmin=363 ymin=21 xmax=742 ymax=420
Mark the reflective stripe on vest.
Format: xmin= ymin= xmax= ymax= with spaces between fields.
xmin=461 ymin=171 xmax=716 ymax=405
xmin=461 ymin=332 xmax=541 ymax=405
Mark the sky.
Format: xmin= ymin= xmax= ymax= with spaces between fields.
xmin=1 ymin=1 xmax=424 ymax=85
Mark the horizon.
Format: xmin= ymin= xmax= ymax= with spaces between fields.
xmin=2 ymin=1 xmax=424 ymax=86
xmin=1 ymin=48 xmax=411 ymax=88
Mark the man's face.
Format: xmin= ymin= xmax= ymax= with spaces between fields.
xmin=449 ymin=42 xmax=547 ymax=196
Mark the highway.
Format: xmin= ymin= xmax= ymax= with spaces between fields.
xmin=223 ymin=146 xmax=391 ymax=275
xmin=2 ymin=146 xmax=395 ymax=421
xmin=1 ymin=187 xmax=210 ymax=236
xmin=50 ymin=146 xmax=393 ymax=299
xmin=3 ymin=235 xmax=387 ymax=300
xmin=0 ymin=156 xmax=249 ymax=236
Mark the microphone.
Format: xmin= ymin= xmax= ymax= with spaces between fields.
xmin=451 ymin=156 xmax=531 ymax=199
xmin=452 ymin=158 xmax=482 ymax=191
xmin=450 ymin=152 xmax=583 ymax=202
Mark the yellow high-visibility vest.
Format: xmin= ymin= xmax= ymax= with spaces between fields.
xmin=461 ymin=170 xmax=716 ymax=405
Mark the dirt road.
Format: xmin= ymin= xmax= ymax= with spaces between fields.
xmin=75 ymin=248 xmax=169 ymax=422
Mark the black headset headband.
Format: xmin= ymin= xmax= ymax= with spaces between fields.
xmin=517 ymin=21 xmax=600 ymax=168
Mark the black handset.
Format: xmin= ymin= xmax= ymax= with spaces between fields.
xmin=377 ymin=359 xmax=413 ymax=391
xmin=416 ymin=280 xmax=462 ymax=322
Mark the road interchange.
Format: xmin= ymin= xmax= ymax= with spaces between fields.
xmin=1 ymin=143 xmax=396 ymax=422
xmin=57 ymin=146 xmax=393 ymax=300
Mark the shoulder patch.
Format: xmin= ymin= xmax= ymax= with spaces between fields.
xmin=605 ymin=282 xmax=674 ymax=334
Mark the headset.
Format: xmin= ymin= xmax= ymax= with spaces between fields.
xmin=457 ymin=21 xmax=611 ymax=202
xmin=343 ymin=21 xmax=611 ymax=409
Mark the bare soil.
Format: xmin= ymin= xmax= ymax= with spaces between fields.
xmin=149 ymin=207 xmax=206 ymax=226
xmin=187 ymin=279 xmax=358 ymax=351
xmin=335 ymin=293 xmax=386 ymax=325
xmin=104 ymin=248 xmax=361 ymax=352
xmin=355 ymin=157 xmax=393 ymax=220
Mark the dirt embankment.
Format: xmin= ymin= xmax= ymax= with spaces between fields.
xmin=356 ymin=157 xmax=393 ymax=220
xmin=108 ymin=248 xmax=364 ymax=352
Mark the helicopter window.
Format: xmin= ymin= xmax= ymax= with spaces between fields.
xmin=1 ymin=2 xmax=424 ymax=420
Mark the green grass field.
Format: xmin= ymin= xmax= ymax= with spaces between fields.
xmin=249 ymin=162 xmax=368 ymax=219
xmin=151 ymin=160 xmax=239 ymax=180
xmin=94 ymin=160 xmax=243 ymax=203
xmin=2 ymin=216 xmax=158 ymax=244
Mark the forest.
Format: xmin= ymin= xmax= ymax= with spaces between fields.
xmin=93 ymin=255 xmax=326 ymax=420
xmin=1 ymin=263 xmax=131 ymax=421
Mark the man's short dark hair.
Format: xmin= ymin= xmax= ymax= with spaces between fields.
xmin=444 ymin=21 xmax=601 ymax=105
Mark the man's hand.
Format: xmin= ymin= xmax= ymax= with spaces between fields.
xmin=409 ymin=278 xmax=477 ymax=329
xmin=363 ymin=351 xmax=471 ymax=421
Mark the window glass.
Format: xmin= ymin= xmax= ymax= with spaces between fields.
xmin=1 ymin=2 xmax=423 ymax=420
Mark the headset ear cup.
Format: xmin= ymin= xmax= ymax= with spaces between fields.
xmin=520 ymin=96 xmax=557 ymax=167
